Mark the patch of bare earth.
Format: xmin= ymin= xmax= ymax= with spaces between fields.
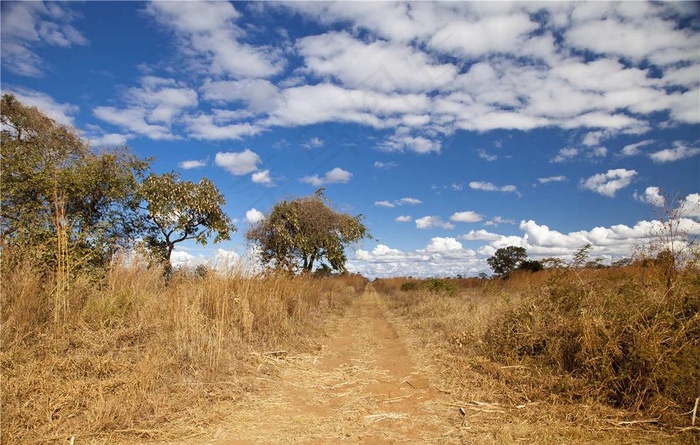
xmin=169 ymin=286 xmax=462 ymax=444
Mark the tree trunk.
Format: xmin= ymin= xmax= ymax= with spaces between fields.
xmin=306 ymin=253 xmax=316 ymax=272
xmin=163 ymin=242 xmax=175 ymax=279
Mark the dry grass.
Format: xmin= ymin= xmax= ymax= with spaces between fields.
xmin=376 ymin=265 xmax=700 ymax=444
xmin=1 ymin=257 xmax=364 ymax=444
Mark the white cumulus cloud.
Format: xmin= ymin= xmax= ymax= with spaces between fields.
xmin=680 ymin=193 xmax=700 ymax=219
xmin=450 ymin=211 xmax=483 ymax=223
xmin=245 ymin=208 xmax=265 ymax=224
xmin=415 ymin=216 xmax=454 ymax=230
xmin=580 ymin=168 xmax=637 ymax=197
xmin=179 ymin=159 xmax=207 ymax=169
xmin=145 ymin=1 xmax=283 ymax=79
xmin=649 ymin=141 xmax=700 ymax=163
xmin=633 ymin=186 xmax=665 ymax=207
xmin=301 ymin=167 xmax=352 ymax=186
xmin=251 ymin=169 xmax=274 ymax=185
xmin=215 ymin=149 xmax=261 ymax=175
xmin=423 ymin=237 xmax=463 ymax=252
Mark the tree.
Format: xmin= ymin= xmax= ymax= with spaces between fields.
xmin=139 ymin=172 xmax=235 ymax=273
xmin=1 ymin=94 xmax=149 ymax=269
xmin=519 ymin=259 xmax=544 ymax=272
xmin=246 ymin=191 xmax=370 ymax=273
xmin=486 ymin=246 xmax=528 ymax=277
xmin=1 ymin=94 xmax=149 ymax=321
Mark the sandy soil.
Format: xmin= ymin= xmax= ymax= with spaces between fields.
xmin=181 ymin=285 xmax=463 ymax=445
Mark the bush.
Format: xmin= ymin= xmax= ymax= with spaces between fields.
xmin=483 ymin=265 xmax=700 ymax=414
xmin=378 ymin=260 xmax=700 ymax=427
xmin=397 ymin=278 xmax=458 ymax=295
xmin=400 ymin=281 xmax=420 ymax=292
xmin=421 ymin=278 xmax=458 ymax=295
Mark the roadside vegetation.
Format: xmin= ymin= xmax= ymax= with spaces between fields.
xmin=376 ymin=237 xmax=699 ymax=441
xmin=2 ymin=259 xmax=365 ymax=443
xmin=1 ymin=94 xmax=369 ymax=444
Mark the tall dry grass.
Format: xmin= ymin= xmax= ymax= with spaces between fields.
xmin=1 ymin=257 xmax=364 ymax=444
xmin=376 ymin=263 xmax=699 ymax=433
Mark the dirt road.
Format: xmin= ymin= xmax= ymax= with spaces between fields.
xmin=196 ymin=286 xmax=461 ymax=444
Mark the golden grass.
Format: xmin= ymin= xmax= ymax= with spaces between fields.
xmin=376 ymin=266 xmax=700 ymax=444
xmin=1 ymin=257 xmax=365 ymax=444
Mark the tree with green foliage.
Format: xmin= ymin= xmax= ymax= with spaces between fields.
xmin=486 ymin=246 xmax=528 ymax=277
xmin=246 ymin=191 xmax=370 ymax=273
xmin=1 ymin=94 xmax=150 ymax=321
xmin=519 ymin=259 xmax=544 ymax=272
xmin=139 ymin=172 xmax=235 ymax=273
xmin=1 ymin=94 xmax=149 ymax=270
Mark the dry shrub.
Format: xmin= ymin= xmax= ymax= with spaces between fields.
xmin=483 ymin=265 xmax=700 ymax=420
xmin=1 ymin=257 xmax=360 ymax=444
xmin=377 ymin=267 xmax=699 ymax=428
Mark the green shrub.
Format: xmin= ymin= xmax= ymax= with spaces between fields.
xmin=400 ymin=281 xmax=420 ymax=292
xmin=421 ymin=278 xmax=458 ymax=295
xmin=399 ymin=278 xmax=459 ymax=295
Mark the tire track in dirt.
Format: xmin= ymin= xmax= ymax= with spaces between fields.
xmin=194 ymin=285 xmax=460 ymax=444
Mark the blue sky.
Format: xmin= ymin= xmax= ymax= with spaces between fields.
xmin=2 ymin=1 xmax=699 ymax=277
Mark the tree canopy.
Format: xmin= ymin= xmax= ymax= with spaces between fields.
xmin=140 ymin=172 xmax=235 ymax=271
xmin=2 ymin=94 xmax=235 ymax=279
xmin=246 ymin=191 xmax=370 ymax=273
xmin=1 ymin=94 xmax=149 ymax=269
xmin=487 ymin=246 xmax=538 ymax=277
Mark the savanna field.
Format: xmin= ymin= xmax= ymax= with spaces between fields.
xmin=2 ymin=252 xmax=699 ymax=444
xmin=3 ymin=1 xmax=700 ymax=443
xmin=1 ymin=258 xmax=366 ymax=443
xmin=1 ymin=85 xmax=699 ymax=443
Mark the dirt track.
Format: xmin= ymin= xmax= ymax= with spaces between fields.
xmin=193 ymin=286 xmax=461 ymax=444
